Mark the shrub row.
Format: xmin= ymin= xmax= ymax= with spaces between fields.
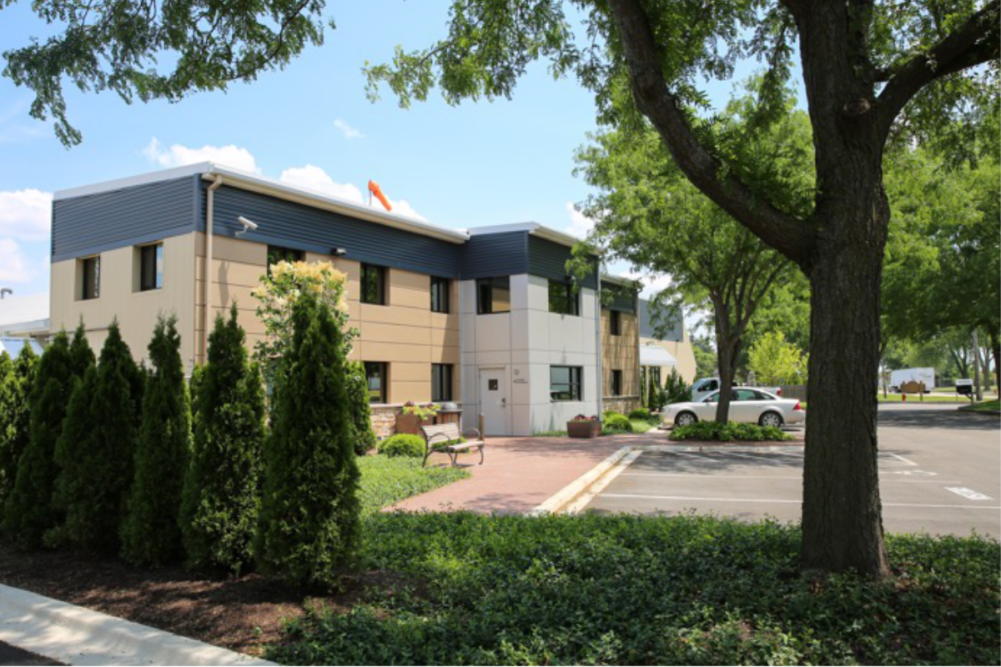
xmin=669 ymin=421 xmax=792 ymax=442
xmin=602 ymin=412 xmax=633 ymax=433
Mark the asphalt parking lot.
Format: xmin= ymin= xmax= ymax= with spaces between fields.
xmin=584 ymin=404 xmax=1001 ymax=538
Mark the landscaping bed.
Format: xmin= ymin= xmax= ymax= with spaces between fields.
xmin=669 ymin=421 xmax=798 ymax=443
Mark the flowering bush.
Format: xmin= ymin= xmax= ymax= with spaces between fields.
xmin=570 ymin=414 xmax=599 ymax=422
xmin=401 ymin=401 xmax=441 ymax=421
xmin=251 ymin=260 xmax=352 ymax=394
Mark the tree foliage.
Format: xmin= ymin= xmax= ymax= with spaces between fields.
xmin=181 ymin=304 xmax=266 ymax=574
xmin=346 ymin=361 xmax=378 ymax=456
xmin=122 ymin=315 xmax=192 ymax=566
xmin=748 ymin=331 xmax=807 ymax=386
xmin=257 ymin=292 xmax=361 ymax=586
xmin=0 ymin=345 xmax=36 ymax=517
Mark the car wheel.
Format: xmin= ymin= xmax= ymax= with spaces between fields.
xmin=759 ymin=411 xmax=783 ymax=428
xmin=675 ymin=412 xmax=698 ymax=427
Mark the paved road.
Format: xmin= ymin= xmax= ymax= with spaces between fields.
xmin=586 ymin=404 xmax=1001 ymax=538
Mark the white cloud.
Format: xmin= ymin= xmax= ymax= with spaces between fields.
xmin=142 ymin=138 xmax=260 ymax=173
xmin=333 ymin=118 xmax=365 ymax=140
xmin=0 ymin=189 xmax=51 ymax=241
xmin=0 ymin=239 xmax=35 ymax=283
xmin=388 ymin=199 xmax=428 ymax=222
xmin=279 ymin=164 xmax=427 ymax=221
xmin=621 ymin=269 xmax=674 ymax=299
xmin=565 ymin=201 xmax=595 ymax=238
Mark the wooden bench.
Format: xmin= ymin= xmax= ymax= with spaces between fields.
xmin=420 ymin=422 xmax=485 ymax=468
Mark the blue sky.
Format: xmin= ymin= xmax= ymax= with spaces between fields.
xmin=0 ymin=1 xmax=769 ymax=303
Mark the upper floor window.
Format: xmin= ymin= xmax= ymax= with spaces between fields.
xmin=139 ymin=243 xmax=164 ymax=291
xmin=80 ymin=256 xmax=100 ymax=300
xmin=432 ymin=363 xmax=453 ymax=402
xmin=550 ymin=365 xmax=583 ymax=401
xmin=267 ymin=245 xmax=304 ymax=275
xmin=611 ymin=370 xmax=623 ymax=397
xmin=362 ymin=264 xmax=386 ymax=305
xmin=548 ymin=278 xmax=579 ymax=316
xmin=609 ymin=310 xmax=622 ymax=336
xmin=431 ymin=276 xmax=450 ymax=313
xmin=365 ymin=361 xmax=387 ymax=403
xmin=477 ymin=276 xmax=511 ymax=314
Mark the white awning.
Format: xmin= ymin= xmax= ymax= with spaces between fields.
xmin=640 ymin=345 xmax=677 ymax=367
xmin=1 ymin=337 xmax=44 ymax=357
xmin=0 ymin=293 xmax=49 ymax=336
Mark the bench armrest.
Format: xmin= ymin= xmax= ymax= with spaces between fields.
xmin=462 ymin=428 xmax=482 ymax=440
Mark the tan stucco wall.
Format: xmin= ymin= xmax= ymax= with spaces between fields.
xmin=601 ymin=308 xmax=640 ymax=404
xmin=50 ymin=233 xmax=199 ymax=366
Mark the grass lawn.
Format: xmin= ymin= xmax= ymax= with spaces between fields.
xmin=357 ymin=455 xmax=470 ymax=516
xmin=964 ymin=399 xmax=1001 ymax=413
xmin=629 ymin=418 xmax=660 ymax=433
xmin=877 ymin=393 xmax=981 ymax=404
xmin=268 ymin=514 xmax=1000 ymax=665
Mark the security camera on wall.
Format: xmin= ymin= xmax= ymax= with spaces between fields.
xmin=237 ymin=216 xmax=258 ymax=236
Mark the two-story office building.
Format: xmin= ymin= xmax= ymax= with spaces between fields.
xmin=49 ymin=163 xmax=642 ymax=437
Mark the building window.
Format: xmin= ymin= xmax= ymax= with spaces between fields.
xmin=365 ymin=362 xmax=387 ymax=403
xmin=548 ymin=279 xmax=579 ymax=316
xmin=362 ymin=264 xmax=386 ymax=305
xmin=139 ymin=243 xmax=164 ymax=291
xmin=80 ymin=256 xmax=100 ymax=300
xmin=267 ymin=245 xmax=304 ymax=275
xmin=432 ymin=363 xmax=453 ymax=402
xmin=431 ymin=276 xmax=450 ymax=313
xmin=611 ymin=370 xmax=623 ymax=397
xmin=609 ymin=310 xmax=621 ymax=336
xmin=477 ymin=276 xmax=511 ymax=314
xmin=550 ymin=365 xmax=583 ymax=401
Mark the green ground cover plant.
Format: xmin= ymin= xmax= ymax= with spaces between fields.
xmin=356 ymin=456 xmax=469 ymax=516
xmin=670 ymin=421 xmax=793 ymax=442
xmin=268 ymin=513 xmax=1000 ymax=665
xmin=378 ymin=434 xmax=426 ymax=458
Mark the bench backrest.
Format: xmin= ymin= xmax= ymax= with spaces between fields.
xmin=421 ymin=422 xmax=461 ymax=443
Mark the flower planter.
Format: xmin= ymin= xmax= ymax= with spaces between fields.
xmin=395 ymin=413 xmax=433 ymax=436
xmin=567 ymin=420 xmax=602 ymax=438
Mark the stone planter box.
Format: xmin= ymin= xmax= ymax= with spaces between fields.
xmin=395 ymin=413 xmax=433 ymax=436
xmin=567 ymin=420 xmax=602 ymax=438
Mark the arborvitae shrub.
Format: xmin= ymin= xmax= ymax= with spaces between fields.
xmin=377 ymin=434 xmax=426 ymax=458
xmin=346 ymin=361 xmax=377 ymax=456
xmin=0 ymin=349 xmax=34 ymax=516
xmin=181 ymin=305 xmax=266 ymax=574
xmin=121 ymin=315 xmax=192 ymax=566
xmin=69 ymin=321 xmax=95 ymax=378
xmin=257 ymin=293 xmax=361 ymax=586
xmin=664 ymin=367 xmax=690 ymax=404
xmin=53 ymin=321 xmax=141 ymax=552
xmin=1 ymin=332 xmax=75 ymax=546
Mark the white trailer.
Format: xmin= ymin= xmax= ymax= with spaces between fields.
xmin=889 ymin=367 xmax=936 ymax=393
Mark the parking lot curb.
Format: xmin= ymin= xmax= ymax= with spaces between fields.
xmin=528 ymin=446 xmax=634 ymax=515
xmin=0 ymin=583 xmax=274 ymax=666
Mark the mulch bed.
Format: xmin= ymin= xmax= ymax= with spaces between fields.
xmin=0 ymin=541 xmax=382 ymax=657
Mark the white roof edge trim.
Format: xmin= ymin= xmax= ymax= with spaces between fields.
xmin=466 ymin=222 xmax=595 ymax=252
xmin=600 ymin=273 xmax=638 ymax=286
xmin=53 ymin=162 xmax=211 ymax=200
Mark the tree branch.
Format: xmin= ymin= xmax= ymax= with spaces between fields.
xmin=876 ymin=0 xmax=1000 ymax=139
xmin=605 ymin=0 xmax=817 ymax=269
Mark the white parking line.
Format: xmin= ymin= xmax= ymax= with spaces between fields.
xmin=564 ymin=449 xmax=643 ymax=514
xmin=946 ymin=487 xmax=994 ymax=501
xmin=597 ymin=493 xmax=1001 ymax=510
xmin=617 ymin=472 xmax=962 ymax=484
xmin=885 ymin=453 xmax=919 ymax=466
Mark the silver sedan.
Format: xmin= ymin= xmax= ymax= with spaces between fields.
xmin=662 ymin=387 xmax=806 ymax=427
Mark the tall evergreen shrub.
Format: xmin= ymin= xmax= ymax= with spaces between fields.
xmin=0 ymin=348 xmax=33 ymax=515
xmin=52 ymin=321 xmax=141 ymax=552
xmin=181 ymin=304 xmax=266 ymax=574
xmin=257 ymin=293 xmax=361 ymax=586
xmin=121 ymin=315 xmax=191 ymax=565
xmin=346 ymin=360 xmax=377 ymax=456
xmin=1 ymin=332 xmax=75 ymax=546
xmin=69 ymin=321 xmax=95 ymax=377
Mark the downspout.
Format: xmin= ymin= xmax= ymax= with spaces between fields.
xmin=203 ymin=175 xmax=224 ymax=364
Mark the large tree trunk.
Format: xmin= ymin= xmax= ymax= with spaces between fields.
xmin=988 ymin=326 xmax=1000 ymax=394
xmin=712 ymin=303 xmax=737 ymax=423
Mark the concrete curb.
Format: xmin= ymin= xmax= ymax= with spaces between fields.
xmin=0 ymin=583 xmax=275 ymax=666
xmin=528 ymin=446 xmax=633 ymax=515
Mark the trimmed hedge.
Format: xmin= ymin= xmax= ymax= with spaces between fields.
xmin=378 ymin=434 xmax=426 ymax=459
xmin=627 ymin=408 xmax=651 ymax=420
xmin=669 ymin=421 xmax=792 ymax=442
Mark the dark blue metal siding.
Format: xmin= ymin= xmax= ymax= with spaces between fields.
xmin=639 ymin=299 xmax=683 ymax=341
xmin=527 ymin=235 xmax=598 ymax=289
xmin=459 ymin=232 xmax=529 ymax=279
xmin=203 ymin=184 xmax=464 ymax=277
xmin=602 ymin=281 xmax=638 ymax=313
xmin=51 ymin=176 xmax=199 ymax=261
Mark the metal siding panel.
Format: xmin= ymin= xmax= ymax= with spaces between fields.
xmin=527 ymin=235 xmax=598 ymax=289
xmin=459 ymin=231 xmax=530 ymax=279
xmin=52 ymin=176 xmax=199 ymax=261
xmin=203 ymin=185 xmax=463 ymax=277
xmin=602 ymin=281 xmax=638 ymax=313
xmin=638 ymin=299 xmax=683 ymax=340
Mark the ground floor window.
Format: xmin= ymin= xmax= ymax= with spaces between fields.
xmin=432 ymin=363 xmax=453 ymax=402
xmin=550 ymin=365 xmax=583 ymax=401
xmin=365 ymin=362 xmax=387 ymax=403
xmin=267 ymin=245 xmax=304 ymax=275
xmin=611 ymin=369 xmax=623 ymax=396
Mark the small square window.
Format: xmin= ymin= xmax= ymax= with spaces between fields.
xmin=609 ymin=310 xmax=621 ymax=336
xmin=80 ymin=256 xmax=100 ymax=300
xmin=550 ymin=366 xmax=583 ymax=401
xmin=139 ymin=244 xmax=163 ymax=291
xmin=431 ymin=276 xmax=450 ymax=313
xmin=548 ymin=279 xmax=579 ymax=316
xmin=267 ymin=245 xmax=304 ymax=276
xmin=362 ymin=264 xmax=386 ymax=305
xmin=432 ymin=363 xmax=453 ymax=402
xmin=611 ymin=370 xmax=623 ymax=397
xmin=477 ymin=276 xmax=511 ymax=314
xmin=365 ymin=362 xmax=387 ymax=403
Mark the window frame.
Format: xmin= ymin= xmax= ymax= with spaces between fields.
xmin=431 ymin=363 xmax=453 ymax=402
xmin=609 ymin=309 xmax=622 ymax=336
xmin=550 ymin=365 xmax=583 ymax=402
xmin=364 ymin=361 xmax=387 ymax=403
xmin=430 ymin=276 xmax=451 ymax=314
xmin=361 ymin=263 xmax=387 ymax=305
xmin=138 ymin=243 xmax=164 ymax=292
xmin=548 ymin=278 xmax=580 ymax=316
xmin=611 ymin=369 xmax=623 ymax=397
xmin=266 ymin=245 xmax=304 ymax=275
xmin=476 ymin=276 xmax=511 ymax=315
xmin=80 ymin=256 xmax=100 ymax=300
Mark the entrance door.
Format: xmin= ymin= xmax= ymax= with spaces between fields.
xmin=479 ymin=368 xmax=508 ymax=436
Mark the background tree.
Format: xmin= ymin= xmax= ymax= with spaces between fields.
xmin=2 ymin=332 xmax=75 ymax=546
xmin=122 ymin=315 xmax=192 ymax=566
xmin=181 ymin=305 xmax=266 ymax=574
xmin=257 ymin=293 xmax=361 ymax=586
xmin=0 ymin=346 xmax=36 ymax=518
xmin=573 ymin=92 xmax=812 ymax=422
xmin=691 ymin=335 xmax=718 ymax=380
xmin=748 ymin=331 xmax=807 ymax=386
xmin=368 ymin=0 xmax=997 ymax=576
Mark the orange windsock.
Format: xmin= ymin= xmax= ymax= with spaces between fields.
xmin=368 ymin=180 xmax=392 ymax=212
